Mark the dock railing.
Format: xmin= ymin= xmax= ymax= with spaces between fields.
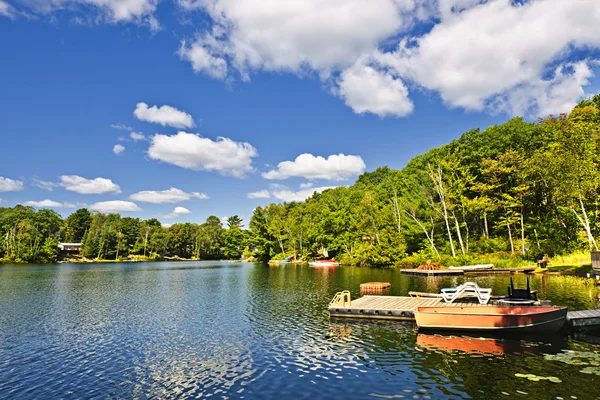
xmin=329 ymin=290 xmax=351 ymax=308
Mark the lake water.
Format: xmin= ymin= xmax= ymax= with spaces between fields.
xmin=1 ymin=262 xmax=599 ymax=399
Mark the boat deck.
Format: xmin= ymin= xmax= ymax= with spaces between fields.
xmin=328 ymin=295 xmax=491 ymax=320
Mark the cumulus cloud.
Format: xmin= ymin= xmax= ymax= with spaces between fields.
xmin=24 ymin=200 xmax=76 ymax=208
xmin=130 ymin=187 xmax=209 ymax=203
xmin=0 ymin=177 xmax=24 ymax=192
xmin=130 ymin=132 xmax=146 ymax=141
xmin=337 ymin=62 xmax=414 ymax=117
xmin=90 ymin=200 xmax=142 ymax=212
xmin=113 ymin=144 xmax=125 ymax=155
xmin=134 ymin=102 xmax=195 ymax=129
xmin=247 ymin=190 xmax=271 ymax=199
xmin=110 ymin=123 xmax=133 ymax=131
xmin=176 ymin=0 xmax=600 ymax=118
xmin=376 ymin=0 xmax=600 ymax=116
xmin=179 ymin=39 xmax=228 ymax=79
xmin=59 ymin=175 xmax=121 ymax=194
xmin=178 ymin=0 xmax=425 ymax=79
xmin=493 ymin=61 xmax=595 ymax=117
xmin=263 ymin=153 xmax=366 ymax=181
xmin=163 ymin=206 xmax=192 ymax=219
xmin=148 ymin=131 xmax=258 ymax=178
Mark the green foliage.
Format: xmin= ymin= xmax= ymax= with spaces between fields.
xmin=4 ymin=96 xmax=600 ymax=266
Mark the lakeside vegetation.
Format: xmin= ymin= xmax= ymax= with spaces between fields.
xmin=2 ymin=95 xmax=600 ymax=267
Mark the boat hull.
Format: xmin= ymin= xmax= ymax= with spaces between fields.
xmin=415 ymin=306 xmax=567 ymax=333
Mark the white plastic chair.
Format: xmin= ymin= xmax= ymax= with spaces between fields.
xmin=441 ymin=282 xmax=491 ymax=304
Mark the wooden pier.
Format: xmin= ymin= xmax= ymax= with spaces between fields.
xmin=567 ymin=309 xmax=600 ymax=330
xmin=399 ymin=267 xmax=536 ymax=276
xmin=329 ymin=293 xmax=600 ymax=331
xmin=400 ymin=269 xmax=464 ymax=276
xmin=329 ymin=295 xmax=490 ymax=320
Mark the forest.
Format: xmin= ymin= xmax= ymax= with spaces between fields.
xmin=2 ymin=95 xmax=600 ymax=266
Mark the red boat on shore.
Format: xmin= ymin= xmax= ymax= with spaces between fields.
xmin=414 ymin=305 xmax=567 ymax=333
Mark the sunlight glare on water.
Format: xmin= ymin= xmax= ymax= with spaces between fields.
xmin=0 ymin=261 xmax=599 ymax=399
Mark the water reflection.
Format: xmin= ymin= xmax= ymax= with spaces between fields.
xmin=0 ymin=262 xmax=600 ymax=399
xmin=416 ymin=332 xmax=567 ymax=356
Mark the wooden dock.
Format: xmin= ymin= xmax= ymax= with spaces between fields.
xmin=464 ymin=267 xmax=536 ymax=275
xmin=329 ymin=293 xmax=600 ymax=331
xmin=567 ymin=309 xmax=600 ymax=330
xmin=400 ymin=269 xmax=464 ymax=276
xmin=399 ymin=267 xmax=536 ymax=276
xmin=329 ymin=295 xmax=489 ymax=320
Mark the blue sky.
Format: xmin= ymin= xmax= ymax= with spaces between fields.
xmin=1 ymin=0 xmax=600 ymax=227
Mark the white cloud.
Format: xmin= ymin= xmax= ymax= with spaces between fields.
xmin=110 ymin=123 xmax=134 ymax=131
xmin=376 ymin=0 xmax=600 ymax=115
xmin=163 ymin=206 xmax=192 ymax=219
xmin=179 ymin=39 xmax=228 ymax=79
xmin=337 ymin=62 xmax=413 ymax=117
xmin=177 ymin=0 xmax=600 ymax=118
xmin=90 ymin=200 xmax=141 ymax=213
xmin=493 ymin=61 xmax=595 ymax=117
xmin=148 ymin=131 xmax=258 ymax=178
xmin=113 ymin=144 xmax=125 ymax=155
xmin=24 ymin=199 xmax=76 ymax=208
xmin=59 ymin=175 xmax=121 ymax=194
xmin=247 ymin=190 xmax=271 ymax=199
xmin=0 ymin=177 xmax=24 ymax=192
xmin=0 ymin=1 xmax=15 ymax=18
xmin=134 ymin=102 xmax=195 ymax=129
xmin=32 ymin=178 xmax=58 ymax=191
xmin=162 ymin=222 xmax=172 ymax=228
xmin=130 ymin=132 xmax=146 ymax=141
xmin=18 ymin=0 xmax=158 ymax=23
xmin=130 ymin=187 xmax=209 ymax=203
xmin=178 ymin=0 xmax=425 ymax=79
xmin=263 ymin=153 xmax=366 ymax=181
xmin=270 ymin=184 xmax=337 ymax=202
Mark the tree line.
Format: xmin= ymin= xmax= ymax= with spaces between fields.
xmin=2 ymin=95 xmax=600 ymax=265
xmin=247 ymin=95 xmax=600 ymax=266
xmin=0 ymin=207 xmax=253 ymax=263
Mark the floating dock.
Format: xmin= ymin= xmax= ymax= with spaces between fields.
xmin=399 ymin=267 xmax=536 ymax=276
xmin=328 ymin=293 xmax=600 ymax=331
xmin=567 ymin=309 xmax=600 ymax=330
xmin=464 ymin=267 xmax=536 ymax=275
xmin=400 ymin=269 xmax=464 ymax=276
xmin=329 ymin=295 xmax=490 ymax=320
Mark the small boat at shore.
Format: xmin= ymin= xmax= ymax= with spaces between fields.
xmin=414 ymin=305 xmax=567 ymax=333
xmin=448 ymin=264 xmax=493 ymax=271
xmin=309 ymin=259 xmax=340 ymax=267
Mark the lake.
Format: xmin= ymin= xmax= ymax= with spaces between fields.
xmin=1 ymin=262 xmax=599 ymax=399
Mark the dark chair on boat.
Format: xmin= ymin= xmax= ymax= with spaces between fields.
xmin=507 ymin=277 xmax=537 ymax=301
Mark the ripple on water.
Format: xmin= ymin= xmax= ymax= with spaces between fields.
xmin=0 ymin=262 xmax=599 ymax=399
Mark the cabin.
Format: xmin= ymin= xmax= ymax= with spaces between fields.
xmin=58 ymin=243 xmax=82 ymax=252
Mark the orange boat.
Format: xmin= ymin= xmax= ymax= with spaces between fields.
xmin=414 ymin=306 xmax=567 ymax=333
